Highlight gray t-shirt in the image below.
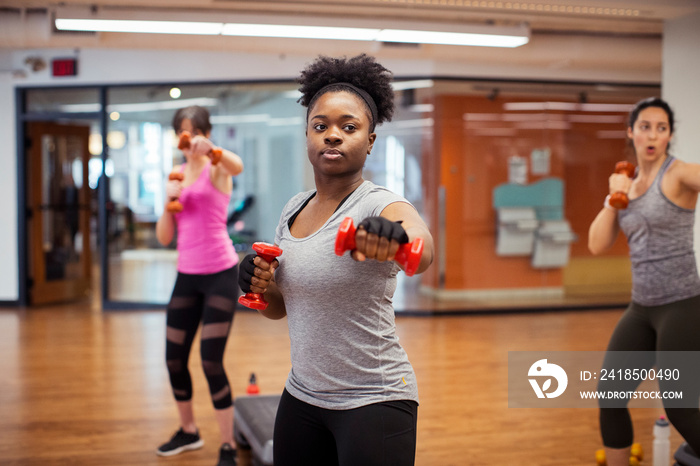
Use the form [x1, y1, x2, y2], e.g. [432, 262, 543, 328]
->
[274, 180, 419, 410]
[618, 155, 700, 306]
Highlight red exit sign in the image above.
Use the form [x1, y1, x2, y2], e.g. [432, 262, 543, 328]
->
[52, 58, 78, 77]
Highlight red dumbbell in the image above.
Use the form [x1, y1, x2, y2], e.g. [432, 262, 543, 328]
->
[608, 161, 636, 209]
[166, 172, 185, 213]
[335, 217, 424, 276]
[178, 131, 222, 165]
[238, 242, 283, 310]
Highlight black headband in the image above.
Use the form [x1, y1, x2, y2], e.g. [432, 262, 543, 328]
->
[307, 82, 379, 131]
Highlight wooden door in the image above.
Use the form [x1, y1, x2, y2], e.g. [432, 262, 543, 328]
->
[26, 122, 92, 305]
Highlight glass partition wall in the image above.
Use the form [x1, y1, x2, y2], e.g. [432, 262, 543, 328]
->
[418, 80, 661, 311]
[104, 82, 433, 305]
[104, 83, 308, 303]
[20, 78, 659, 309]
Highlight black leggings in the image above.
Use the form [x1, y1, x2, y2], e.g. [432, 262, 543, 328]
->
[165, 266, 238, 410]
[598, 295, 700, 451]
[273, 389, 418, 466]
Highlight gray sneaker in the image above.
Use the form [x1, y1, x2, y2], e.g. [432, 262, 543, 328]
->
[156, 428, 204, 456]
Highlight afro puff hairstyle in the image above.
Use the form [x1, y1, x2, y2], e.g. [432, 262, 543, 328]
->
[297, 54, 395, 130]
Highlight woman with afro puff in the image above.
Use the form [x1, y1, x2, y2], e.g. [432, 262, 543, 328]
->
[238, 54, 434, 465]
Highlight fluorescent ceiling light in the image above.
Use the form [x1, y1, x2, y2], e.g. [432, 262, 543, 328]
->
[282, 90, 303, 99]
[267, 117, 305, 126]
[463, 113, 501, 121]
[210, 114, 270, 124]
[57, 97, 217, 114]
[221, 24, 378, 41]
[385, 118, 434, 129]
[378, 29, 528, 47]
[515, 120, 571, 130]
[568, 114, 625, 123]
[210, 115, 305, 126]
[391, 80, 434, 91]
[54, 8, 529, 48]
[503, 102, 634, 112]
[502, 113, 553, 121]
[504, 102, 579, 111]
[465, 112, 626, 124]
[580, 103, 634, 112]
[55, 19, 223, 35]
[222, 25, 527, 47]
[408, 104, 434, 113]
[108, 98, 218, 113]
[58, 103, 101, 113]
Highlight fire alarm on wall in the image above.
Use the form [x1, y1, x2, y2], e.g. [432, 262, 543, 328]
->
[52, 58, 78, 77]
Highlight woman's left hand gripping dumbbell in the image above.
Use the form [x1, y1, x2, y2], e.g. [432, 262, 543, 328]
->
[336, 216, 424, 276]
[178, 131, 223, 164]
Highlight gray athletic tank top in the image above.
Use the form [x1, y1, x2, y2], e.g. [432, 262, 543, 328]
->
[618, 156, 700, 306]
[274, 181, 419, 410]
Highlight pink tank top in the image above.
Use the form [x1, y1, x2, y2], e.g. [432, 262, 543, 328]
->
[174, 163, 238, 274]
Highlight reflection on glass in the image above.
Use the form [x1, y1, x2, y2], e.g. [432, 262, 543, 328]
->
[423, 81, 660, 306]
[25, 78, 660, 308]
[27, 88, 100, 114]
[105, 83, 307, 303]
[40, 134, 84, 281]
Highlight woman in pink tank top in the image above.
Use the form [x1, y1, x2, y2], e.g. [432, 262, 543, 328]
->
[155, 106, 243, 466]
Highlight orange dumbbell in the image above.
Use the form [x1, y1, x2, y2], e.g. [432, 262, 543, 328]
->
[166, 172, 184, 213]
[608, 161, 636, 209]
[594, 443, 643, 465]
[177, 131, 191, 151]
[177, 131, 222, 165]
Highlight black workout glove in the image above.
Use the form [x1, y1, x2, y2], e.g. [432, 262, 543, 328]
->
[238, 254, 257, 293]
[357, 217, 409, 244]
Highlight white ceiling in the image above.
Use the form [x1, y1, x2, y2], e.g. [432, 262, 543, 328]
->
[1, 0, 697, 83]
[2, 0, 700, 36]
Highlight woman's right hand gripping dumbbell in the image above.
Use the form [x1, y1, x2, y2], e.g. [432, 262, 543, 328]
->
[165, 172, 184, 213]
[238, 251, 282, 316]
[607, 161, 635, 209]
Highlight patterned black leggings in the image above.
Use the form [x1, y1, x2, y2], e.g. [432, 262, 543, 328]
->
[599, 294, 700, 452]
[165, 266, 238, 410]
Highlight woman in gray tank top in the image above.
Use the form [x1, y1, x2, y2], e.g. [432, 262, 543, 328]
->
[589, 97, 700, 465]
[238, 54, 434, 466]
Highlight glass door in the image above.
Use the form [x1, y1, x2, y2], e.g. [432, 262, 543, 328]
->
[26, 122, 92, 305]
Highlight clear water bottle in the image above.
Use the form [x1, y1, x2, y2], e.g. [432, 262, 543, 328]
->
[653, 415, 670, 466]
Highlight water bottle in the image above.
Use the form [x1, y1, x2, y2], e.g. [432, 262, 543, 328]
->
[246, 372, 260, 395]
[653, 415, 671, 466]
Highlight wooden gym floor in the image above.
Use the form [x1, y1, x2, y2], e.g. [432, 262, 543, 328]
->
[0, 302, 685, 465]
